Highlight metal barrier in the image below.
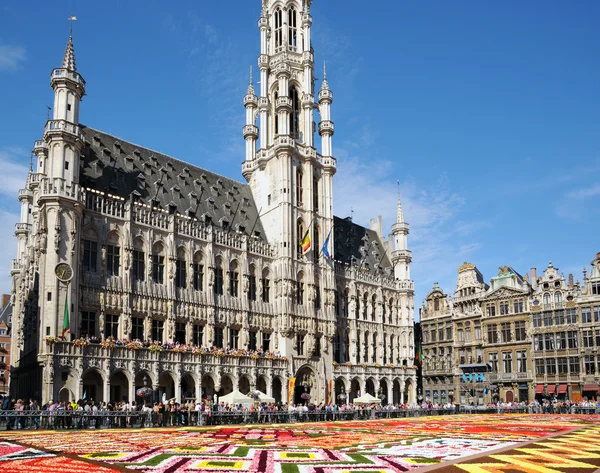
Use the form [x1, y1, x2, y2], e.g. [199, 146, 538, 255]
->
[0, 406, 598, 430]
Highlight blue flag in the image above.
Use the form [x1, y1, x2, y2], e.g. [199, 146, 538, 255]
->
[321, 229, 332, 259]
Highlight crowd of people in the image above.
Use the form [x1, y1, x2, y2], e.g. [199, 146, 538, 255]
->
[2, 394, 600, 430]
[49, 335, 286, 360]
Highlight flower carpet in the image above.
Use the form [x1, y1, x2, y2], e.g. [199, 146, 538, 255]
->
[1, 414, 599, 472]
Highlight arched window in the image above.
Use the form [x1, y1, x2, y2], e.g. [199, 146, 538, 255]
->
[389, 298, 394, 324]
[105, 232, 120, 277]
[554, 292, 562, 304]
[434, 298, 440, 311]
[371, 294, 376, 321]
[261, 268, 271, 302]
[193, 251, 204, 291]
[372, 333, 377, 363]
[313, 172, 319, 212]
[132, 237, 145, 282]
[214, 257, 224, 295]
[296, 166, 303, 206]
[344, 288, 349, 318]
[248, 264, 257, 301]
[313, 225, 319, 262]
[274, 91, 279, 135]
[362, 293, 368, 320]
[175, 247, 187, 289]
[151, 242, 165, 284]
[229, 260, 239, 297]
[83, 228, 99, 273]
[297, 272, 305, 305]
[543, 293, 551, 306]
[290, 87, 300, 139]
[288, 7, 297, 51]
[274, 8, 283, 51]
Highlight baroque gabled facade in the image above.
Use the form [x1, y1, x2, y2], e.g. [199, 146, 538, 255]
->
[421, 254, 600, 405]
[10, 0, 416, 405]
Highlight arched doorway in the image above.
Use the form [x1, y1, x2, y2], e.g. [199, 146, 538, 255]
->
[82, 369, 104, 403]
[350, 378, 361, 402]
[257, 376, 267, 394]
[239, 376, 251, 395]
[393, 379, 401, 405]
[218, 375, 233, 396]
[506, 390, 514, 403]
[379, 379, 389, 405]
[201, 374, 215, 401]
[109, 371, 129, 402]
[272, 378, 282, 403]
[181, 373, 197, 402]
[365, 378, 375, 396]
[335, 377, 348, 404]
[159, 371, 175, 402]
[294, 365, 317, 405]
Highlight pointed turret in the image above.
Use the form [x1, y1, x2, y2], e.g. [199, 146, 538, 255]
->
[391, 194, 411, 280]
[396, 197, 404, 224]
[318, 61, 334, 158]
[242, 66, 259, 164]
[62, 36, 77, 72]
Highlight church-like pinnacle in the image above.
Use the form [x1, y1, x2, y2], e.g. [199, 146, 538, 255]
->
[396, 181, 405, 224]
[62, 35, 77, 72]
[321, 61, 329, 90]
[247, 66, 255, 95]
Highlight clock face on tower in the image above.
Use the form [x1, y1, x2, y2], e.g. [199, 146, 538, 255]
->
[55, 263, 73, 282]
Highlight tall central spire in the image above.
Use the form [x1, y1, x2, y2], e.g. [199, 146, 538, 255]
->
[62, 36, 77, 72]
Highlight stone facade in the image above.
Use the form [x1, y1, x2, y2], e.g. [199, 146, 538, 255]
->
[421, 254, 600, 404]
[0, 295, 11, 396]
[10, 0, 416, 405]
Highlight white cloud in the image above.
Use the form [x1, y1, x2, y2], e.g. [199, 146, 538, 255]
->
[566, 184, 600, 200]
[0, 147, 29, 196]
[0, 44, 26, 72]
[333, 144, 484, 308]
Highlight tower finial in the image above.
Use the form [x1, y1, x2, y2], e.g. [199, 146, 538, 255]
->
[247, 65, 255, 95]
[323, 61, 327, 80]
[396, 182, 404, 224]
[68, 14, 77, 36]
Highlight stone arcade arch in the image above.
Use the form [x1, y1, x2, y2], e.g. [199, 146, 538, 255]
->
[81, 369, 104, 403]
[201, 374, 215, 400]
[181, 373, 197, 402]
[257, 376, 267, 394]
[365, 378, 376, 396]
[350, 377, 361, 402]
[159, 371, 175, 401]
[393, 379, 402, 405]
[58, 387, 73, 402]
[294, 365, 318, 405]
[134, 371, 155, 404]
[335, 377, 348, 404]
[109, 371, 129, 402]
[379, 378, 389, 405]
[219, 375, 234, 396]
[239, 375, 251, 395]
[272, 377, 282, 403]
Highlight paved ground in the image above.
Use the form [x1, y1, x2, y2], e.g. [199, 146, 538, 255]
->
[1, 414, 598, 472]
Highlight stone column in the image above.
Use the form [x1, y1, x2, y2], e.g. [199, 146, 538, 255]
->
[102, 376, 110, 404]
[128, 376, 135, 403]
[400, 379, 405, 405]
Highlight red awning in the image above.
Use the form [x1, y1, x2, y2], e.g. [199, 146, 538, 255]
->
[535, 384, 545, 394]
[547, 385, 556, 394]
[558, 384, 568, 394]
[583, 384, 600, 392]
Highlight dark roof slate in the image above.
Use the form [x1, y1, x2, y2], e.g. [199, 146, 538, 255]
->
[333, 216, 392, 271]
[79, 126, 265, 240]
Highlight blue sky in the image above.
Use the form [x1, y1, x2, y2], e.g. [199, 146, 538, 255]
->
[0, 0, 598, 312]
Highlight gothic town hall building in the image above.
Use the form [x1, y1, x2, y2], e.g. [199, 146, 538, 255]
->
[10, 0, 416, 406]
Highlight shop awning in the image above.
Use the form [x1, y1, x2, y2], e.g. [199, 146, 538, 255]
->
[546, 384, 556, 394]
[535, 384, 545, 394]
[557, 384, 568, 394]
[583, 384, 599, 392]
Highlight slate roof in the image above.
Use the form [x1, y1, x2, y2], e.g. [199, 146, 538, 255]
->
[333, 216, 392, 271]
[79, 126, 266, 240]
